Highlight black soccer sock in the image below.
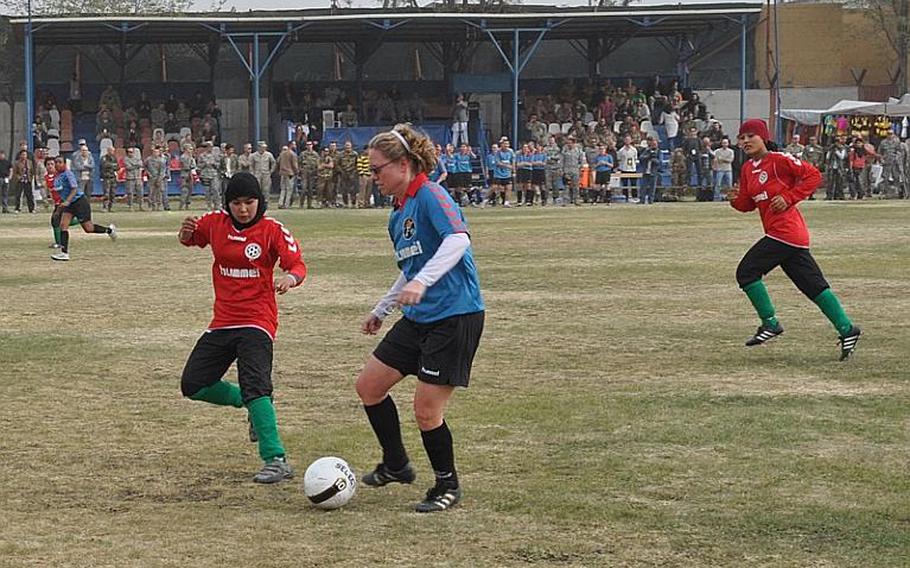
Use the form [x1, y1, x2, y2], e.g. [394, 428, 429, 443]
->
[60, 230, 69, 253]
[92, 224, 109, 234]
[364, 396, 408, 470]
[421, 421, 458, 488]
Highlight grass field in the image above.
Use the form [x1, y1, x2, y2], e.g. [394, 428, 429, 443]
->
[0, 199, 908, 567]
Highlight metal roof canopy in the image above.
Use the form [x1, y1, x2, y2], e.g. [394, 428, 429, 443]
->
[10, 3, 761, 151]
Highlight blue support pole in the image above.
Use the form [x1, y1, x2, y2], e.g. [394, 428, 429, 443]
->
[25, 1, 34, 152]
[512, 29, 519, 146]
[252, 34, 260, 143]
[740, 14, 747, 126]
[773, 0, 783, 143]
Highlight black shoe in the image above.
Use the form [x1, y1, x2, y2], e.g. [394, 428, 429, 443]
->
[362, 462, 416, 487]
[745, 323, 784, 346]
[248, 414, 258, 443]
[415, 481, 461, 513]
[838, 325, 862, 361]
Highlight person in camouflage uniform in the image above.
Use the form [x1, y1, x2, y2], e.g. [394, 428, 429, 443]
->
[250, 141, 276, 202]
[297, 140, 319, 209]
[824, 135, 849, 200]
[670, 148, 688, 200]
[219, 143, 239, 204]
[100, 145, 119, 212]
[145, 146, 168, 211]
[877, 131, 904, 198]
[327, 141, 340, 205]
[124, 147, 144, 210]
[316, 147, 335, 208]
[238, 143, 253, 173]
[336, 141, 359, 208]
[783, 134, 805, 159]
[803, 136, 824, 170]
[179, 143, 197, 210]
[543, 135, 562, 206]
[72, 142, 95, 201]
[197, 141, 221, 211]
[560, 135, 585, 206]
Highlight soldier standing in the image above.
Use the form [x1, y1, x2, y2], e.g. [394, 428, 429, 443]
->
[71, 142, 95, 201]
[145, 146, 168, 211]
[560, 135, 585, 206]
[220, 143, 239, 204]
[337, 141, 359, 208]
[783, 134, 805, 159]
[824, 135, 849, 200]
[124, 146, 144, 210]
[297, 141, 319, 209]
[877, 131, 904, 199]
[250, 141, 276, 203]
[238, 143, 253, 173]
[198, 141, 221, 211]
[327, 141, 340, 206]
[670, 148, 688, 200]
[179, 143, 197, 210]
[316, 147, 335, 208]
[100, 146, 119, 211]
[543, 135, 563, 207]
[277, 144, 299, 209]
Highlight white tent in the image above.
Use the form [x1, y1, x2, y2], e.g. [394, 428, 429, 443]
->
[780, 98, 910, 125]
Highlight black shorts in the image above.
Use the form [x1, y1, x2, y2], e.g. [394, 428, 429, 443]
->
[447, 172, 463, 189]
[64, 195, 92, 223]
[373, 311, 484, 388]
[181, 327, 274, 403]
[532, 170, 546, 185]
[736, 236, 830, 299]
[493, 176, 512, 187]
[516, 169, 532, 183]
[595, 171, 612, 185]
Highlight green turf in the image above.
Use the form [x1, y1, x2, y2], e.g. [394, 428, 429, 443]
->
[0, 200, 907, 567]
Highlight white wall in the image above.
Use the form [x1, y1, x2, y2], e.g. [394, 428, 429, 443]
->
[699, 86, 859, 133]
[0, 102, 27, 155]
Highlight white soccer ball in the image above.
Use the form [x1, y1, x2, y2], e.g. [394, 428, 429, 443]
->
[303, 456, 357, 510]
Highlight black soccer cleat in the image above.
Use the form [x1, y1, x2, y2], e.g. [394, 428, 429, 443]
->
[415, 481, 461, 513]
[838, 325, 862, 361]
[745, 323, 784, 346]
[362, 462, 416, 487]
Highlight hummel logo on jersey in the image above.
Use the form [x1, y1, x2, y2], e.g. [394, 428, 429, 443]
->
[753, 191, 769, 202]
[219, 265, 261, 279]
[420, 367, 441, 377]
[395, 241, 424, 261]
[227, 234, 247, 242]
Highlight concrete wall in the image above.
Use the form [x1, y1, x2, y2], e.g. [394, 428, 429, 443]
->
[700, 86, 859, 133]
[0, 102, 26, 156]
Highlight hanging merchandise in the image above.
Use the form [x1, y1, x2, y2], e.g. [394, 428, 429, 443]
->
[873, 115, 893, 139]
[849, 115, 872, 140]
[835, 115, 850, 135]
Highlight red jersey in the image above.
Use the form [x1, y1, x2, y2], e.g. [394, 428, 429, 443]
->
[731, 151, 822, 248]
[182, 211, 307, 339]
[47, 173, 61, 204]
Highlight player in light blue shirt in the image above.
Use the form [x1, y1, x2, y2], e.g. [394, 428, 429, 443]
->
[355, 124, 485, 514]
[491, 140, 514, 207]
[49, 155, 117, 261]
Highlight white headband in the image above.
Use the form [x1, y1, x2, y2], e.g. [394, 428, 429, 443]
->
[389, 129, 411, 153]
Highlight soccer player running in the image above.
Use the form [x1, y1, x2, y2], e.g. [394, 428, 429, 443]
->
[731, 119, 861, 360]
[49, 156, 117, 261]
[178, 172, 307, 483]
[357, 124, 485, 513]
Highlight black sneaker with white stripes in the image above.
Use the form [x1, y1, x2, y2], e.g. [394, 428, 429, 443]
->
[415, 481, 461, 513]
[745, 323, 784, 346]
[838, 325, 862, 361]
[361, 462, 416, 487]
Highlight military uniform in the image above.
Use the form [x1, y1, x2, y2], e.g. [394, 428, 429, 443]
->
[198, 149, 221, 211]
[145, 153, 168, 211]
[670, 149, 688, 199]
[179, 149, 197, 210]
[297, 148, 319, 208]
[824, 142, 849, 200]
[250, 148, 276, 202]
[237, 151, 253, 173]
[803, 143, 824, 170]
[316, 152, 335, 207]
[123, 151, 144, 210]
[72, 150, 95, 200]
[543, 141, 563, 206]
[877, 135, 905, 198]
[336, 149, 359, 207]
[100, 152, 119, 211]
[560, 144, 585, 206]
[783, 142, 805, 159]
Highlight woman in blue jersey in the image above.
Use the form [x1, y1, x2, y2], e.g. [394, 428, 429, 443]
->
[356, 123, 485, 513]
[49, 155, 117, 261]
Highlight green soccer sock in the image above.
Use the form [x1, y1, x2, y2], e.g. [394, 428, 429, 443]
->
[53, 226, 61, 245]
[742, 280, 780, 328]
[813, 288, 854, 336]
[189, 380, 244, 408]
[246, 396, 286, 462]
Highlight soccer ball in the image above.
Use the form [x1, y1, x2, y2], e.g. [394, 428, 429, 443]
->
[303, 456, 357, 510]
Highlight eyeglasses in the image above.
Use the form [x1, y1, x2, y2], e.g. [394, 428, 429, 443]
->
[370, 160, 396, 175]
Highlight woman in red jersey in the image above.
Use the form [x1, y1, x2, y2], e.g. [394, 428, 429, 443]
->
[730, 119, 861, 361]
[178, 172, 307, 483]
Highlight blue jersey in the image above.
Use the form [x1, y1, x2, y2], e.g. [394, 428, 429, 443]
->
[594, 153, 614, 173]
[429, 159, 447, 183]
[444, 153, 457, 173]
[454, 152, 473, 174]
[55, 169, 82, 202]
[493, 150, 514, 179]
[532, 151, 547, 170]
[389, 174, 484, 323]
[516, 153, 533, 171]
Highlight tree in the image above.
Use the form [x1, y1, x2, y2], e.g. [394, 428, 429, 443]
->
[0, 0, 228, 15]
[860, 0, 910, 94]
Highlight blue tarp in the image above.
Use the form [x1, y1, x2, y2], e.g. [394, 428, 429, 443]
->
[322, 123, 452, 149]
